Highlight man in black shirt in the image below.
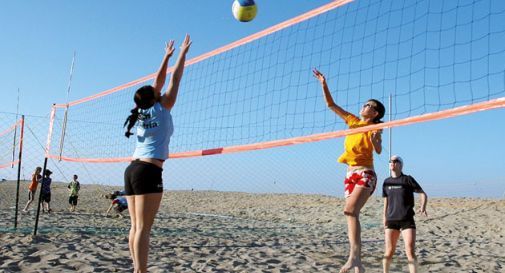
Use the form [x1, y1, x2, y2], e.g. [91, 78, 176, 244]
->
[382, 155, 428, 273]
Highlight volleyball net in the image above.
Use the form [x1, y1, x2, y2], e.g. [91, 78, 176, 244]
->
[47, 0, 505, 167]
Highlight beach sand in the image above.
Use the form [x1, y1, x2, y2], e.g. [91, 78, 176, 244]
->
[0, 181, 504, 272]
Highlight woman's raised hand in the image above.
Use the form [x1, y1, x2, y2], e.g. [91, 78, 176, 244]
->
[165, 40, 175, 57]
[180, 34, 192, 54]
[312, 68, 326, 84]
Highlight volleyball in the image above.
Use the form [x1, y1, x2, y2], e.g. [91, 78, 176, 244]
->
[232, 0, 257, 22]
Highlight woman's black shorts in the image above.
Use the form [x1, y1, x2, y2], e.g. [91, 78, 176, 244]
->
[385, 219, 416, 230]
[124, 160, 163, 195]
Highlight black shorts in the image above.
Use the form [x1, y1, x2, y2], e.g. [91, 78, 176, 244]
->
[41, 192, 51, 203]
[386, 219, 416, 230]
[28, 190, 36, 201]
[124, 160, 163, 195]
[69, 196, 79, 205]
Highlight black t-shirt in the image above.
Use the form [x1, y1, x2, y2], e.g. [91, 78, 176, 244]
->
[382, 174, 423, 221]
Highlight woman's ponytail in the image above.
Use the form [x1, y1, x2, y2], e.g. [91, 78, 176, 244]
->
[124, 85, 156, 138]
[123, 107, 139, 138]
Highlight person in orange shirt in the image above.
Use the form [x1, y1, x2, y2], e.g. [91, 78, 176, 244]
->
[22, 166, 42, 212]
[313, 68, 385, 273]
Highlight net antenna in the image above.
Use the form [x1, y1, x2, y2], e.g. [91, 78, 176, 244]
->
[58, 51, 76, 161]
[11, 88, 20, 168]
[388, 92, 393, 176]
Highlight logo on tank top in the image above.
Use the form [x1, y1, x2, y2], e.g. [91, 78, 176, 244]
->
[142, 122, 159, 129]
[138, 112, 151, 120]
[138, 112, 159, 129]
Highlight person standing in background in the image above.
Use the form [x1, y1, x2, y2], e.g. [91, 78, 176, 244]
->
[383, 155, 428, 273]
[68, 174, 81, 212]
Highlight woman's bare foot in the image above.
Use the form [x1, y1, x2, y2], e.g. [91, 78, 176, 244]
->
[339, 260, 365, 273]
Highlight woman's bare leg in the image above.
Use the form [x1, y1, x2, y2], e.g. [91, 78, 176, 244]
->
[339, 187, 372, 273]
[402, 228, 418, 273]
[383, 228, 400, 273]
[23, 192, 34, 212]
[126, 195, 137, 272]
[132, 193, 162, 273]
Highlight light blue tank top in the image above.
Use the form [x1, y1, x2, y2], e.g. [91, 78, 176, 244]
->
[132, 102, 174, 160]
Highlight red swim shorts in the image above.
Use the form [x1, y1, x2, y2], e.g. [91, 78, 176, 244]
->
[344, 168, 377, 198]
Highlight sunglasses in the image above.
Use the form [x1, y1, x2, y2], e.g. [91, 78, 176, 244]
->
[389, 160, 401, 164]
[362, 103, 377, 111]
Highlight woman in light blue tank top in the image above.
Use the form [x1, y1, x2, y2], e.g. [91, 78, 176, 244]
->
[122, 34, 192, 273]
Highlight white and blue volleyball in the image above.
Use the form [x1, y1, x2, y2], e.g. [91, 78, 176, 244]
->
[232, 0, 257, 22]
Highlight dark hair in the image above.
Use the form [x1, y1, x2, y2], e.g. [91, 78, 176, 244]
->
[105, 190, 122, 200]
[123, 85, 156, 138]
[368, 99, 385, 123]
[134, 85, 156, 109]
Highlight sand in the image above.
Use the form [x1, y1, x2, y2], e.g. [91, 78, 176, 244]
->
[0, 181, 504, 272]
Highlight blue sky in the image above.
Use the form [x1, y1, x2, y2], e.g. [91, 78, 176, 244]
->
[1, 0, 504, 197]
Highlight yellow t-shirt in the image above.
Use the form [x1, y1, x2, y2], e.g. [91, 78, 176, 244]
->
[337, 114, 375, 167]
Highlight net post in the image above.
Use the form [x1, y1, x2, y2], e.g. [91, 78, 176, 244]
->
[33, 157, 48, 236]
[34, 103, 56, 236]
[58, 106, 69, 161]
[14, 115, 25, 230]
[45, 105, 56, 158]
